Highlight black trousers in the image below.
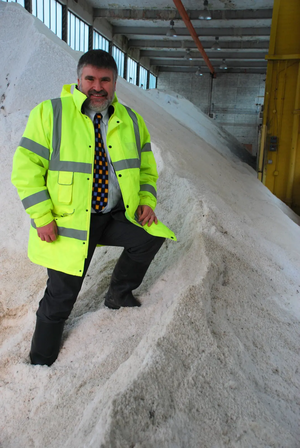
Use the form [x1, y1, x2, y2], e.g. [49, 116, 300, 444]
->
[37, 208, 165, 322]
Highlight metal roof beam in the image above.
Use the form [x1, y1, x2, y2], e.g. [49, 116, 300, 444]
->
[94, 8, 273, 21]
[159, 66, 267, 74]
[141, 50, 268, 59]
[153, 59, 267, 68]
[128, 39, 270, 50]
[114, 26, 271, 37]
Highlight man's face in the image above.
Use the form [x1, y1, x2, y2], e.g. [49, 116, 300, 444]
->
[77, 65, 116, 112]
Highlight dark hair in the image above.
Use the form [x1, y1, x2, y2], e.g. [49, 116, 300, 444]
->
[77, 50, 118, 81]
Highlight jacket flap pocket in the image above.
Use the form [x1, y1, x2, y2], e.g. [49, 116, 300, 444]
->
[58, 171, 74, 185]
[57, 172, 73, 204]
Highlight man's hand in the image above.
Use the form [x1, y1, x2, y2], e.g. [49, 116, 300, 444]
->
[137, 205, 158, 227]
[37, 221, 58, 242]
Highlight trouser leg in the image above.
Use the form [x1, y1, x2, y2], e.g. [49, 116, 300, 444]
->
[31, 257, 94, 366]
[99, 209, 165, 265]
[104, 250, 155, 309]
[30, 319, 65, 366]
[99, 215, 165, 309]
[36, 268, 87, 323]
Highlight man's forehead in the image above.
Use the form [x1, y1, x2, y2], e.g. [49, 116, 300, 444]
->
[81, 65, 114, 78]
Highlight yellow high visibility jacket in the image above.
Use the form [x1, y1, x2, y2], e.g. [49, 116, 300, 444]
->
[11, 84, 176, 276]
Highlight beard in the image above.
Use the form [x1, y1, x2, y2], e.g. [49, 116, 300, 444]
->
[79, 87, 114, 112]
[85, 93, 112, 112]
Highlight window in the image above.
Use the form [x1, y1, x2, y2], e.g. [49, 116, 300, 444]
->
[112, 46, 125, 78]
[149, 73, 157, 89]
[68, 11, 89, 52]
[2, 0, 155, 90]
[139, 66, 147, 89]
[93, 30, 109, 52]
[127, 57, 137, 85]
[31, 0, 62, 38]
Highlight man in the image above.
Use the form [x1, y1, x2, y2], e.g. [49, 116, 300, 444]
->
[12, 50, 176, 367]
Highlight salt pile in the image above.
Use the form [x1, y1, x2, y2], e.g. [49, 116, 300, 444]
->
[0, 3, 299, 447]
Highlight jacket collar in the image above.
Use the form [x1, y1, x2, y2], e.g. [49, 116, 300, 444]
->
[60, 84, 118, 116]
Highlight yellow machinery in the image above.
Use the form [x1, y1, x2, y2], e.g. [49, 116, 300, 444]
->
[258, 0, 300, 215]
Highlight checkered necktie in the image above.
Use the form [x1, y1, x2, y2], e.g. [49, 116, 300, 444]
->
[92, 113, 109, 212]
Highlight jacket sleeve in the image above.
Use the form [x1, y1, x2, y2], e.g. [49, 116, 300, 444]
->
[11, 102, 54, 228]
[137, 115, 158, 210]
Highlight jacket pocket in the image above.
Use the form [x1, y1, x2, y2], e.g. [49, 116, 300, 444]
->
[57, 171, 74, 204]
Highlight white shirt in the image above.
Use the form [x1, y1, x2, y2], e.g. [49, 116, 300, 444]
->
[84, 106, 122, 213]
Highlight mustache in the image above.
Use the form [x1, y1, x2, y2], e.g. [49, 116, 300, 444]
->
[88, 89, 107, 96]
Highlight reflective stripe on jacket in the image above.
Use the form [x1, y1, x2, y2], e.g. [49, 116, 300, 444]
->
[12, 84, 176, 276]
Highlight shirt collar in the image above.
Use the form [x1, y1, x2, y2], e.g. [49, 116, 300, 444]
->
[84, 105, 110, 125]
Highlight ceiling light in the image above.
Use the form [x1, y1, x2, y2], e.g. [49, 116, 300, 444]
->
[211, 37, 221, 50]
[166, 20, 177, 37]
[184, 49, 193, 60]
[195, 67, 203, 76]
[220, 59, 227, 70]
[199, 0, 211, 20]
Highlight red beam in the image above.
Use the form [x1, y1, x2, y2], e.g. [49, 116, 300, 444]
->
[172, 0, 216, 77]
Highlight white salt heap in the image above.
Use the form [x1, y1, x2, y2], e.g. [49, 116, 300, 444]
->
[1, 3, 300, 447]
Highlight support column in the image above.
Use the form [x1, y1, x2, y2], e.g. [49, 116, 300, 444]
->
[136, 62, 140, 86]
[123, 53, 128, 80]
[208, 74, 214, 116]
[24, 0, 32, 14]
[258, 0, 300, 214]
[62, 4, 68, 44]
[88, 25, 93, 50]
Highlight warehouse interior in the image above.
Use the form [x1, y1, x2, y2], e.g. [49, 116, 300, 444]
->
[3, 0, 300, 214]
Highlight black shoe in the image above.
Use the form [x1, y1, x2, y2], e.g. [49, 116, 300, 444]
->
[30, 318, 65, 366]
[104, 290, 141, 310]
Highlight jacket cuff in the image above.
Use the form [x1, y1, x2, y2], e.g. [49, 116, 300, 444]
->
[34, 211, 54, 228]
[139, 195, 156, 210]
